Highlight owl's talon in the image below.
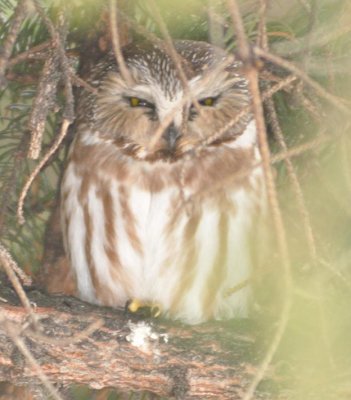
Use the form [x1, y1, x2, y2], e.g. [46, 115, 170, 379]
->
[150, 304, 162, 318]
[126, 299, 162, 318]
[127, 298, 144, 313]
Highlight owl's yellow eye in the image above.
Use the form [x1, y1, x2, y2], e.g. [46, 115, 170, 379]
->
[128, 96, 155, 110]
[199, 97, 216, 106]
[129, 97, 141, 107]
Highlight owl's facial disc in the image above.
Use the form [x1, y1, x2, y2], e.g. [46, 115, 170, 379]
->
[92, 41, 250, 162]
[126, 90, 184, 151]
[123, 87, 222, 156]
[114, 81, 233, 161]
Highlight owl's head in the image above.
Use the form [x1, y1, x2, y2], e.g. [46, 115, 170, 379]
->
[85, 40, 251, 162]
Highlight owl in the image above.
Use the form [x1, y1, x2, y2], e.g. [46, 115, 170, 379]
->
[60, 40, 265, 324]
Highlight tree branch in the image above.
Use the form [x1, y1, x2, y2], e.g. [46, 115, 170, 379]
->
[0, 0, 29, 89]
[0, 277, 269, 399]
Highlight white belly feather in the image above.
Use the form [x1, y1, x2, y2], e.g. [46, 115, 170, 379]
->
[62, 170, 263, 324]
[62, 121, 265, 324]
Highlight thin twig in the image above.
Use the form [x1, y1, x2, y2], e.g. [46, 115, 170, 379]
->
[148, 0, 204, 132]
[254, 46, 350, 114]
[25, 2, 73, 161]
[118, 8, 163, 48]
[147, 54, 238, 151]
[226, 2, 292, 400]
[18, 2, 74, 223]
[198, 74, 297, 150]
[259, 0, 317, 261]
[256, 0, 268, 49]
[207, 2, 225, 48]
[0, 243, 37, 330]
[8, 40, 52, 67]
[0, 135, 29, 236]
[311, 149, 351, 219]
[0, 313, 63, 400]
[17, 119, 71, 225]
[148, 0, 192, 93]
[162, 74, 297, 209]
[0, 0, 29, 88]
[299, 0, 317, 69]
[318, 257, 351, 289]
[271, 132, 331, 164]
[225, 278, 250, 297]
[341, 134, 351, 197]
[0, 243, 32, 287]
[55, 6, 75, 121]
[108, 0, 133, 85]
[174, 128, 335, 218]
[69, 71, 98, 94]
[272, 11, 351, 58]
[266, 100, 317, 260]
[28, 318, 104, 346]
[32, 0, 74, 121]
[27, 51, 60, 159]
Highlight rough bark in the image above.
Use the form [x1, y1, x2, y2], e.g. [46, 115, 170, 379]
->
[0, 276, 269, 399]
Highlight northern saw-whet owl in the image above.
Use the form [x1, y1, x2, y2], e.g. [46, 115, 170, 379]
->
[61, 40, 265, 324]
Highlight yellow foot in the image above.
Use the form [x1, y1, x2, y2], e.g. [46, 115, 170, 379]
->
[126, 299, 162, 318]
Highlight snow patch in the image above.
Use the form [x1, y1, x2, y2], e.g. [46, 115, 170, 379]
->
[126, 321, 169, 354]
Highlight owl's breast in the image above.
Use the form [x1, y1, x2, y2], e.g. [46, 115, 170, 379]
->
[61, 126, 265, 323]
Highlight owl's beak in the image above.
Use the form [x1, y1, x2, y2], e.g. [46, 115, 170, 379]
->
[163, 123, 181, 151]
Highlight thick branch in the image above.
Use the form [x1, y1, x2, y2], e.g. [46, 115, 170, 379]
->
[0, 278, 269, 399]
[0, 0, 28, 88]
